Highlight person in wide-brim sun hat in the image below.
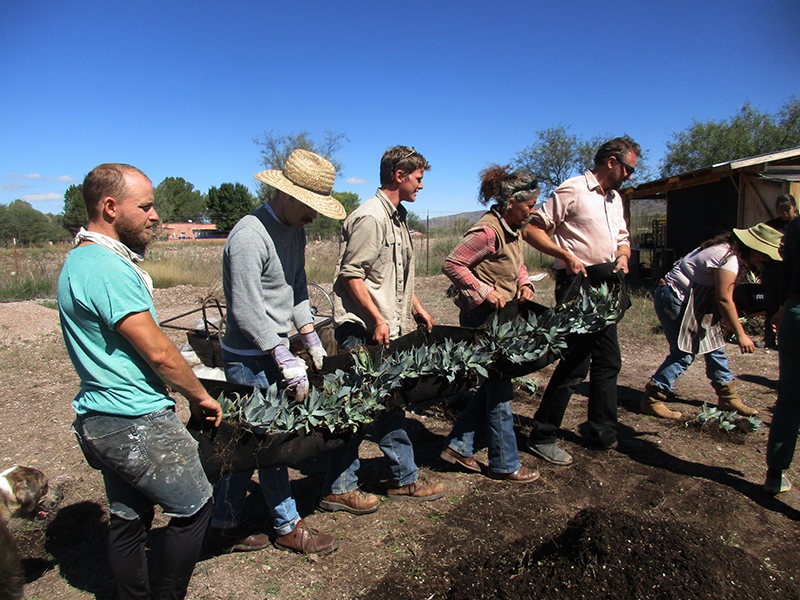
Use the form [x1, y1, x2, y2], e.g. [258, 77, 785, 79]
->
[732, 222, 783, 262]
[640, 222, 780, 422]
[254, 148, 346, 220]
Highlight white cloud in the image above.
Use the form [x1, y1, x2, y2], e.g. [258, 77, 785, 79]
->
[346, 177, 369, 184]
[7, 173, 78, 184]
[0, 183, 30, 191]
[23, 193, 63, 202]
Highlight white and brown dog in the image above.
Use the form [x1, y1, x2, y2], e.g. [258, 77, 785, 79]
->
[0, 466, 62, 600]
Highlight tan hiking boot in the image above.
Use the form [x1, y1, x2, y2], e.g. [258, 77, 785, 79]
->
[387, 476, 445, 502]
[319, 489, 380, 515]
[640, 381, 682, 420]
[713, 381, 758, 416]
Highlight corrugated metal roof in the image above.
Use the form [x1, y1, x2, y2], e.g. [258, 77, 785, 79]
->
[626, 146, 800, 199]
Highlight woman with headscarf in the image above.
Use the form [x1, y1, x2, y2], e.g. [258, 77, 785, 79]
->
[439, 164, 540, 483]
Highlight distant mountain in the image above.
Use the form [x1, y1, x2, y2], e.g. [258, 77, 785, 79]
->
[421, 199, 663, 232]
[424, 210, 485, 230]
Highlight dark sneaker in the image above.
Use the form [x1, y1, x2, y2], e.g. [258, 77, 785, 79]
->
[207, 526, 271, 553]
[589, 437, 643, 453]
[764, 475, 792, 494]
[527, 440, 573, 465]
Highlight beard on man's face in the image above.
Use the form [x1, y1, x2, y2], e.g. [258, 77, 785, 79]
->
[114, 217, 154, 251]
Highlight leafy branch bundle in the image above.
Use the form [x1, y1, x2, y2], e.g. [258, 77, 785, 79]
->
[216, 284, 623, 436]
[692, 402, 762, 433]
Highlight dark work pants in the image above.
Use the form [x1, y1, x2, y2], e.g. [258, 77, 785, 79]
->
[530, 324, 622, 447]
[762, 260, 782, 347]
[108, 499, 213, 600]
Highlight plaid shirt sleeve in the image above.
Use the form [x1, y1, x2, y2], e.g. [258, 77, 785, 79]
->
[442, 226, 497, 310]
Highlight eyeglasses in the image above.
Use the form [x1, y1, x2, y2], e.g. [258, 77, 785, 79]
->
[615, 155, 635, 176]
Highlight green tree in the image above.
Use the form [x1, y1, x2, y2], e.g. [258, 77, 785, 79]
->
[153, 177, 207, 223]
[513, 125, 597, 195]
[407, 211, 423, 232]
[306, 191, 361, 241]
[207, 183, 257, 234]
[514, 126, 653, 195]
[660, 96, 800, 177]
[62, 184, 87, 236]
[0, 200, 67, 246]
[253, 129, 348, 202]
[332, 190, 360, 214]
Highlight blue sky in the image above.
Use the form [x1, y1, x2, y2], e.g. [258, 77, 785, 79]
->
[1, 0, 798, 218]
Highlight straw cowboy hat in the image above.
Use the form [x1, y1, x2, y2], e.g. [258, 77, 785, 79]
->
[733, 222, 783, 262]
[255, 149, 346, 219]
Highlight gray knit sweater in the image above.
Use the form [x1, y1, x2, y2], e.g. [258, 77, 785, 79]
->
[221, 205, 313, 355]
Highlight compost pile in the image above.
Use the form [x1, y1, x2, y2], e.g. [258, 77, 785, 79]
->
[444, 507, 797, 600]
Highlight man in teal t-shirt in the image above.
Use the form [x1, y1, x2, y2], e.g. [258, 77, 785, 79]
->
[58, 163, 221, 600]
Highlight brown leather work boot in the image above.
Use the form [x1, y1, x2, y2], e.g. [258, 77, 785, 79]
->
[319, 489, 380, 515]
[275, 519, 339, 556]
[387, 476, 445, 502]
[207, 526, 271, 553]
[440, 447, 482, 472]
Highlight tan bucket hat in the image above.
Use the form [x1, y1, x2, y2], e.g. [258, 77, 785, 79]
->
[254, 149, 346, 219]
[733, 222, 783, 261]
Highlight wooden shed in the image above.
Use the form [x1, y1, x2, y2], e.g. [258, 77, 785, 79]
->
[624, 146, 800, 278]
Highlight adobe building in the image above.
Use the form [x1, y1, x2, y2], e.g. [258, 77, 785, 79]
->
[160, 222, 220, 240]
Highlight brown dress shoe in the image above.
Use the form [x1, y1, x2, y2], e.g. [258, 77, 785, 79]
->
[207, 526, 271, 553]
[275, 519, 339, 556]
[487, 466, 540, 483]
[387, 477, 445, 502]
[319, 489, 380, 515]
[440, 447, 482, 472]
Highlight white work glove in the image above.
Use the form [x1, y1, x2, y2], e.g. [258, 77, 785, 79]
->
[271, 344, 309, 400]
[301, 330, 327, 371]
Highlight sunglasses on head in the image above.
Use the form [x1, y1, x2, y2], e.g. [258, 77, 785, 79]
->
[399, 147, 417, 161]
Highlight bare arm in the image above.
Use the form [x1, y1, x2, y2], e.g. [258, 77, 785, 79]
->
[116, 311, 222, 426]
[522, 222, 586, 276]
[714, 269, 754, 354]
[340, 276, 391, 347]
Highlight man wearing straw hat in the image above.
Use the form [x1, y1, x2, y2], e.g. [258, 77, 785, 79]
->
[207, 149, 344, 555]
[319, 146, 445, 515]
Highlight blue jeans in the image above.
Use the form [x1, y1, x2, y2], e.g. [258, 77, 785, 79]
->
[323, 325, 419, 494]
[446, 310, 520, 473]
[767, 298, 800, 470]
[650, 284, 733, 393]
[211, 352, 299, 536]
[73, 407, 212, 519]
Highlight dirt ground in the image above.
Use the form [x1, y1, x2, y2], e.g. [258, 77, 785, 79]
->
[2, 273, 799, 600]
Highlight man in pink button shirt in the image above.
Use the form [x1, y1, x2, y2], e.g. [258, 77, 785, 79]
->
[522, 136, 641, 464]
